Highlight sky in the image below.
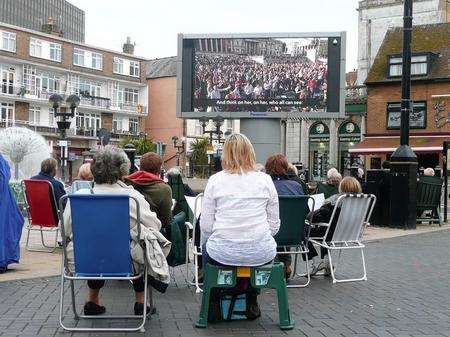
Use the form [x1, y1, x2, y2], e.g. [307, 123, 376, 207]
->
[69, 0, 360, 71]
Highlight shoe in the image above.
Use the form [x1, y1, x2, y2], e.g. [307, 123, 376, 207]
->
[246, 292, 261, 320]
[134, 302, 156, 316]
[284, 265, 292, 280]
[83, 301, 106, 316]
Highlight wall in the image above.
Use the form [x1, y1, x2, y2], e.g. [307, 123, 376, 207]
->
[357, 0, 448, 84]
[366, 81, 450, 135]
[145, 76, 184, 168]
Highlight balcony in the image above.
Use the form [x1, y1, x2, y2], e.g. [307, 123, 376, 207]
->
[111, 129, 141, 140]
[0, 119, 59, 134]
[346, 85, 367, 102]
[79, 91, 111, 109]
[110, 102, 147, 114]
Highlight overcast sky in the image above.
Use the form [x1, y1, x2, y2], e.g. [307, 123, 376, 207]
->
[69, 0, 360, 71]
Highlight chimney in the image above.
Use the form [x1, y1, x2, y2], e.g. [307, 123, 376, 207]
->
[41, 17, 62, 37]
[123, 37, 135, 55]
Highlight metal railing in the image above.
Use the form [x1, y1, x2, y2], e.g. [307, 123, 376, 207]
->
[0, 119, 59, 134]
[346, 85, 367, 100]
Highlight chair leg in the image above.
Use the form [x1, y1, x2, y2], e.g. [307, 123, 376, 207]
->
[194, 250, 203, 293]
[271, 265, 294, 330]
[69, 280, 79, 320]
[328, 248, 367, 284]
[25, 225, 32, 251]
[288, 252, 310, 288]
[26, 226, 58, 253]
[195, 265, 212, 328]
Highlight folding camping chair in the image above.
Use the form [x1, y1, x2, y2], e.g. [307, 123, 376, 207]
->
[185, 193, 204, 293]
[309, 194, 376, 284]
[58, 194, 150, 332]
[22, 179, 60, 252]
[275, 195, 314, 288]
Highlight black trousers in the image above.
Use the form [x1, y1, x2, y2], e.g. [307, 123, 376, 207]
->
[87, 276, 145, 292]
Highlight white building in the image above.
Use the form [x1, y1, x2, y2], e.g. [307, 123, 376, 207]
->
[357, 0, 450, 84]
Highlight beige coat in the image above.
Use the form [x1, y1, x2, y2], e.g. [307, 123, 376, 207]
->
[63, 181, 171, 282]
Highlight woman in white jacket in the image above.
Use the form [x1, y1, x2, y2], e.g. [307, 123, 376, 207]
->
[63, 146, 163, 316]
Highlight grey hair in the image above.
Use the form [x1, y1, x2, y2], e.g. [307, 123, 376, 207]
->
[327, 168, 342, 181]
[423, 167, 435, 177]
[91, 146, 130, 184]
[254, 163, 266, 172]
[167, 167, 182, 176]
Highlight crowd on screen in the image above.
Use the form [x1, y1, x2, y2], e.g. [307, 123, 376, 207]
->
[194, 53, 328, 112]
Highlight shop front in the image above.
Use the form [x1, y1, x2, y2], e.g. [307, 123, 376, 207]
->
[309, 122, 330, 181]
[338, 121, 362, 175]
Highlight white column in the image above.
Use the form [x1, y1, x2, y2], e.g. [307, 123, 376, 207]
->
[329, 119, 338, 168]
[360, 115, 366, 140]
[300, 119, 309, 168]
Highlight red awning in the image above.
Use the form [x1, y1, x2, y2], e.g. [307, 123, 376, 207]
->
[349, 136, 449, 155]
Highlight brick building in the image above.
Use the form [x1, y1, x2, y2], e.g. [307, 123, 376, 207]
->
[351, 23, 450, 169]
[0, 22, 148, 180]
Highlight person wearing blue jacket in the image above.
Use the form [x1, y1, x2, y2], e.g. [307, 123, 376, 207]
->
[31, 158, 66, 208]
[0, 154, 24, 273]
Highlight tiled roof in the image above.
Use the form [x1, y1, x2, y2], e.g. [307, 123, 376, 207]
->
[366, 23, 450, 84]
[146, 56, 177, 79]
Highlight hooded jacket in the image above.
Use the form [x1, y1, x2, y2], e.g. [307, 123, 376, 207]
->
[124, 171, 173, 229]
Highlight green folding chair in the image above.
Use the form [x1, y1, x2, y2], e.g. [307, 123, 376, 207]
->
[196, 262, 294, 330]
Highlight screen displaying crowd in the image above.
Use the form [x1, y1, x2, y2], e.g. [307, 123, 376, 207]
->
[193, 37, 328, 113]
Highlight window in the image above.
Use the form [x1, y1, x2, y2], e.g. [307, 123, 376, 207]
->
[49, 108, 55, 127]
[113, 57, 124, 74]
[129, 117, 139, 134]
[28, 106, 41, 125]
[1, 102, 14, 126]
[1, 31, 16, 52]
[73, 48, 85, 66]
[124, 88, 139, 106]
[91, 52, 102, 70]
[77, 78, 101, 97]
[129, 61, 139, 77]
[1, 68, 14, 94]
[40, 73, 60, 93]
[386, 101, 427, 129]
[49, 43, 61, 62]
[388, 54, 429, 77]
[113, 115, 123, 132]
[76, 112, 101, 130]
[29, 38, 42, 58]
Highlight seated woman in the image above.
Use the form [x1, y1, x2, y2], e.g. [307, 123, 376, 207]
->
[265, 154, 304, 279]
[200, 133, 280, 316]
[70, 163, 93, 193]
[307, 176, 362, 276]
[63, 146, 163, 316]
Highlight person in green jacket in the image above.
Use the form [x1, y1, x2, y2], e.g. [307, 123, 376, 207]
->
[124, 152, 173, 230]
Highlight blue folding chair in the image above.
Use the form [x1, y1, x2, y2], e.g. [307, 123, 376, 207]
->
[58, 194, 149, 332]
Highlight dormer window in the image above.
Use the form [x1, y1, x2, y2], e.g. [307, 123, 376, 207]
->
[388, 53, 429, 77]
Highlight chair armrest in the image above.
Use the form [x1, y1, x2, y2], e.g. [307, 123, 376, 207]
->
[311, 222, 330, 227]
[185, 221, 194, 230]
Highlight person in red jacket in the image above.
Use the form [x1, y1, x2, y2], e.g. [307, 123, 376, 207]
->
[124, 153, 172, 230]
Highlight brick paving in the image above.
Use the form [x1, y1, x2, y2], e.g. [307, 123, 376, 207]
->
[1, 230, 450, 337]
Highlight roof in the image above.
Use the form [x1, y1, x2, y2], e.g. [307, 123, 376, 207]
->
[0, 22, 148, 61]
[365, 22, 450, 84]
[146, 57, 177, 79]
[349, 135, 449, 154]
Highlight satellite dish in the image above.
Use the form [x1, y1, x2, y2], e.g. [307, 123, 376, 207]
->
[98, 128, 110, 146]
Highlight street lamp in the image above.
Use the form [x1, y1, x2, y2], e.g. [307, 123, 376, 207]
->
[49, 93, 79, 183]
[389, 0, 418, 229]
[172, 135, 185, 167]
[213, 116, 224, 144]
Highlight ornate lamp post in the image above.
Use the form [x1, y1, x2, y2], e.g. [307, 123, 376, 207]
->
[171, 135, 185, 167]
[389, 0, 418, 229]
[49, 93, 79, 182]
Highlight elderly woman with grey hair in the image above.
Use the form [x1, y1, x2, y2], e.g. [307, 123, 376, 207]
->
[63, 146, 163, 317]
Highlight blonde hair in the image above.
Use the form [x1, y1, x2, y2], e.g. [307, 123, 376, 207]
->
[221, 133, 256, 174]
[339, 176, 362, 194]
[77, 163, 93, 181]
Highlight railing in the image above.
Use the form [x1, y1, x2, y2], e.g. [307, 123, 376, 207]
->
[0, 119, 59, 134]
[79, 96, 111, 109]
[111, 102, 147, 114]
[346, 85, 367, 100]
[110, 130, 141, 139]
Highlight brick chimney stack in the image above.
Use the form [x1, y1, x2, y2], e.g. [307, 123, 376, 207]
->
[123, 37, 135, 55]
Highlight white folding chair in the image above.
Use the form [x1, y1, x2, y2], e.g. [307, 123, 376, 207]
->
[184, 193, 204, 293]
[309, 194, 376, 284]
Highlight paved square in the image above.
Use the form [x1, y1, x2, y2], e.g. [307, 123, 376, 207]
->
[1, 230, 450, 337]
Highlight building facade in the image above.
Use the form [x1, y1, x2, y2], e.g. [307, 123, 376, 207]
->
[0, 0, 85, 42]
[0, 23, 148, 180]
[352, 23, 450, 169]
[357, 0, 450, 84]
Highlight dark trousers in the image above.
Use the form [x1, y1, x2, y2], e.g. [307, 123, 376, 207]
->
[87, 276, 145, 292]
[306, 222, 337, 260]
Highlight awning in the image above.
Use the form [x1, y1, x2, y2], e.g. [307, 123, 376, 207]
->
[349, 136, 450, 154]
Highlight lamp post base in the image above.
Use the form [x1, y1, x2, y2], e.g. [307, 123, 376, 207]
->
[389, 145, 418, 229]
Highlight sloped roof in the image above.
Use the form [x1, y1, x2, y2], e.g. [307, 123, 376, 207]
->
[366, 23, 450, 84]
[146, 57, 177, 79]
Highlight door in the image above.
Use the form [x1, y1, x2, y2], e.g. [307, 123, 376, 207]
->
[1, 103, 14, 126]
[1, 69, 14, 94]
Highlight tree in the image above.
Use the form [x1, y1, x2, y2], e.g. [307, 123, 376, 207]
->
[119, 137, 156, 156]
[189, 138, 209, 178]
